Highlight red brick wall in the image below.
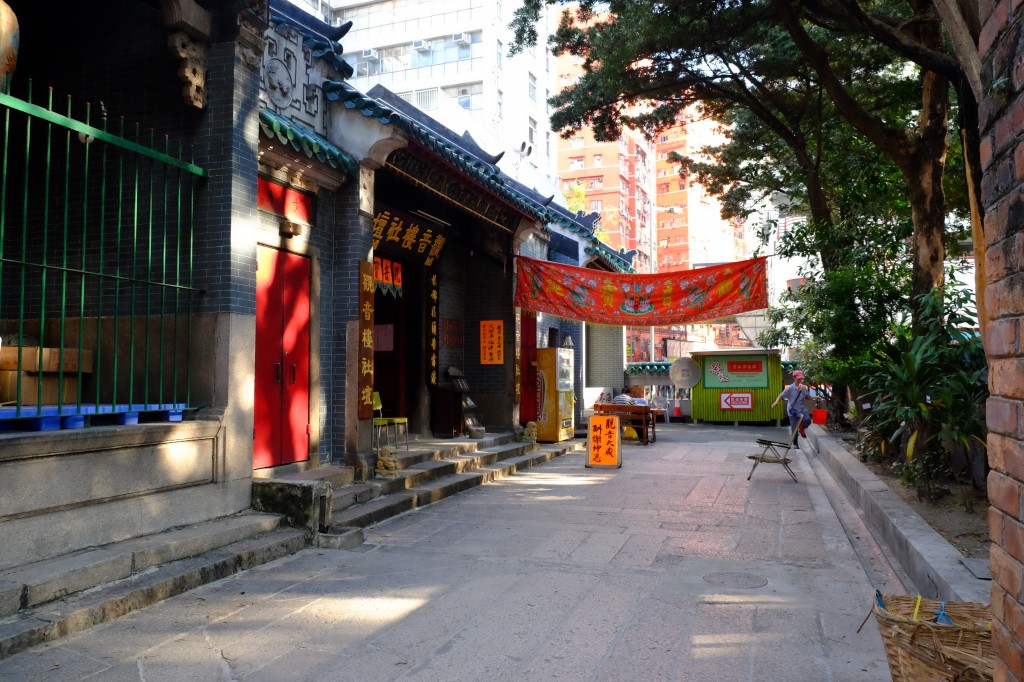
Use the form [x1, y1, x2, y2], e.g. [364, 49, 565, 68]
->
[980, 0, 1024, 678]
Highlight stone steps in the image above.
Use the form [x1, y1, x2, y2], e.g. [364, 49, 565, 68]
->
[0, 433, 584, 661]
[0, 512, 304, 660]
[328, 437, 583, 530]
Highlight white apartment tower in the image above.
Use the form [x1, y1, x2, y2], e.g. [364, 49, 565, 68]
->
[304, 0, 559, 193]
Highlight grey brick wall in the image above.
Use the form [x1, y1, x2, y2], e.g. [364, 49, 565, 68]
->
[518, 231, 587, 421]
[307, 196, 334, 463]
[192, 42, 261, 316]
[438, 243, 467, 377]
[519, 234, 547, 260]
[464, 253, 514, 398]
[319, 183, 364, 463]
[586, 324, 625, 389]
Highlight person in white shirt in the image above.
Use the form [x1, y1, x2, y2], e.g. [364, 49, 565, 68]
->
[612, 390, 635, 405]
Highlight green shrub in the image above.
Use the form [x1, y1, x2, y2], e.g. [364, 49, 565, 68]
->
[855, 283, 987, 494]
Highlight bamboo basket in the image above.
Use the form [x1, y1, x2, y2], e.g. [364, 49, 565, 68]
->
[873, 593, 993, 682]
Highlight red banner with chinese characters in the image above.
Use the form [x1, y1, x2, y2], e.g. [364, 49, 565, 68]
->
[514, 256, 768, 325]
[373, 256, 403, 297]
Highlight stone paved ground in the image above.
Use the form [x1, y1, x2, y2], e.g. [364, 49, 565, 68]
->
[0, 424, 893, 681]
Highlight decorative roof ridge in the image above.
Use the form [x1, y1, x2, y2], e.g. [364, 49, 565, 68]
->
[625, 361, 672, 375]
[322, 81, 555, 220]
[269, 0, 350, 41]
[368, 86, 506, 167]
[461, 130, 506, 166]
[368, 87, 504, 175]
[320, 82, 618, 251]
[258, 108, 359, 176]
[268, 0, 354, 79]
[583, 245, 636, 273]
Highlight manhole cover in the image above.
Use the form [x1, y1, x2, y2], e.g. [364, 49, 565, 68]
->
[702, 572, 768, 588]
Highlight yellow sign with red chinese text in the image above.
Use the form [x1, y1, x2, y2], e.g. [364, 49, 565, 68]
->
[587, 415, 622, 468]
[480, 320, 504, 365]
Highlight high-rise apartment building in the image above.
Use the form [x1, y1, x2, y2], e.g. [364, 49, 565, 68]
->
[653, 114, 753, 353]
[553, 94, 754, 358]
[313, 0, 559, 194]
[654, 113, 748, 274]
[554, 53, 657, 274]
[557, 128, 657, 273]
[654, 122, 691, 272]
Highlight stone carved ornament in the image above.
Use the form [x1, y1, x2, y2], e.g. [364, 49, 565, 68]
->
[168, 31, 207, 109]
[159, 0, 270, 109]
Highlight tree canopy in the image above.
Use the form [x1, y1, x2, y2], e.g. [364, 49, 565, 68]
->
[510, 0, 976, 327]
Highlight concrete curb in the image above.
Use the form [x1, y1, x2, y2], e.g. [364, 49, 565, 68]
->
[805, 425, 990, 604]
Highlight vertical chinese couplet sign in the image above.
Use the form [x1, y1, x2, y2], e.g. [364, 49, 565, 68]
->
[587, 415, 622, 468]
[428, 273, 439, 385]
[358, 261, 374, 419]
[480, 320, 504, 365]
[514, 309, 522, 404]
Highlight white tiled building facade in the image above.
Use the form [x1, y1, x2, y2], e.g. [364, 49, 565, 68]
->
[297, 0, 559, 195]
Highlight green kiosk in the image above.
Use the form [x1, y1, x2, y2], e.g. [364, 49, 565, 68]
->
[690, 349, 784, 424]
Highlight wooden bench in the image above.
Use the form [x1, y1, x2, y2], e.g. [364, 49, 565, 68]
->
[593, 403, 656, 445]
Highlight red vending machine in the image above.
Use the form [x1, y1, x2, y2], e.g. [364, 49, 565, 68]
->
[536, 347, 574, 442]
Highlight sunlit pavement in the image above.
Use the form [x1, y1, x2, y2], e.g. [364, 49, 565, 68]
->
[0, 423, 894, 681]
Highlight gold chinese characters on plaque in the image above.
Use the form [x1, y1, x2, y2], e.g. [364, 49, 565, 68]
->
[480, 320, 504, 365]
[371, 209, 447, 266]
[587, 415, 622, 468]
[358, 260, 374, 418]
[427, 273, 439, 385]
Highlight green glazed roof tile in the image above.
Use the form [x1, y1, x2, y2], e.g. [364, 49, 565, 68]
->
[259, 109, 359, 177]
[626, 362, 673, 375]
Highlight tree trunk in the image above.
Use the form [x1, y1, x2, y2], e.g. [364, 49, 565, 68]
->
[905, 69, 950, 329]
[829, 382, 849, 423]
[775, 0, 951, 329]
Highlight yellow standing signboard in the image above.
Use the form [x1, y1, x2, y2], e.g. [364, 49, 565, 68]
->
[587, 415, 622, 468]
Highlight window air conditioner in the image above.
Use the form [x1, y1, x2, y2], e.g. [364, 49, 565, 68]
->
[452, 32, 469, 46]
[413, 39, 430, 52]
[361, 48, 380, 59]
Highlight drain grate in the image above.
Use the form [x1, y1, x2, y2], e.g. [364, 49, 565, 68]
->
[702, 572, 768, 588]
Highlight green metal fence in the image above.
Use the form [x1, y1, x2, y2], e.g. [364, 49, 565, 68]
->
[0, 85, 206, 426]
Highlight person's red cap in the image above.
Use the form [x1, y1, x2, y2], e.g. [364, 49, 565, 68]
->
[792, 370, 804, 379]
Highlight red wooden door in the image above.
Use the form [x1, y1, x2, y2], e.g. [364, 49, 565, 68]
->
[254, 246, 310, 469]
[281, 251, 311, 464]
